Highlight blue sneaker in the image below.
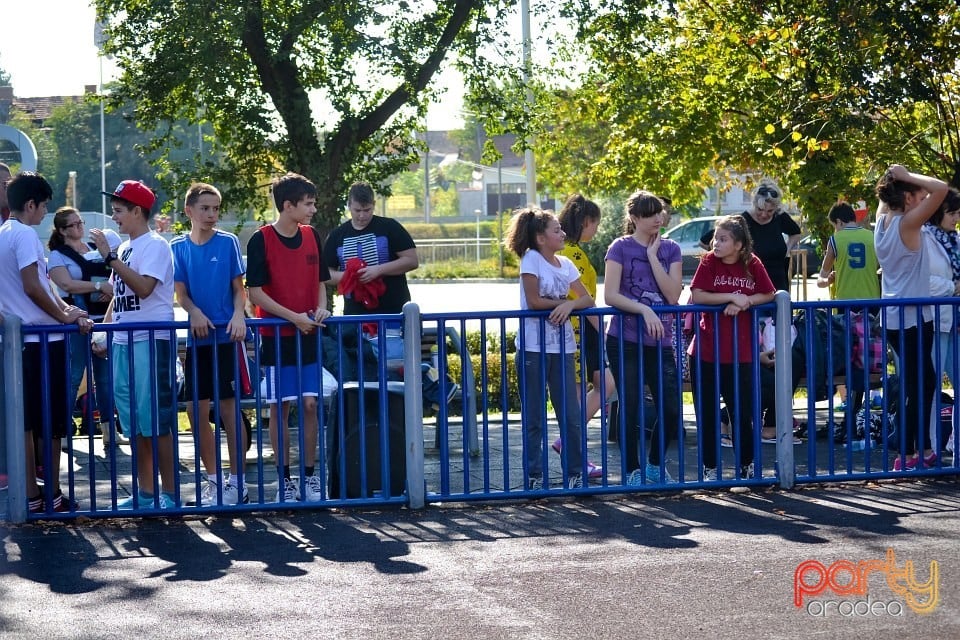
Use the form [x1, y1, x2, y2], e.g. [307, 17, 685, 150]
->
[118, 492, 175, 509]
[117, 492, 148, 510]
[645, 463, 676, 484]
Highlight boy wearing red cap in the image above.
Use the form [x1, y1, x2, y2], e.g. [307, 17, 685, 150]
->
[91, 180, 177, 510]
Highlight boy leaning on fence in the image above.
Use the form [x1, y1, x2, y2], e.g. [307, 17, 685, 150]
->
[91, 180, 178, 510]
[0, 171, 94, 514]
[171, 182, 250, 506]
[246, 172, 331, 503]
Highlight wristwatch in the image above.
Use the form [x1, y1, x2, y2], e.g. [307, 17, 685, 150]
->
[106, 251, 119, 266]
[94, 281, 102, 292]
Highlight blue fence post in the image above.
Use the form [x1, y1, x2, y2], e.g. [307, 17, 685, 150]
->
[402, 302, 426, 508]
[773, 291, 795, 489]
[2, 314, 27, 522]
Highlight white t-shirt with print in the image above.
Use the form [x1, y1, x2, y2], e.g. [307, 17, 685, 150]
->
[0, 219, 64, 342]
[518, 249, 580, 354]
[111, 231, 174, 344]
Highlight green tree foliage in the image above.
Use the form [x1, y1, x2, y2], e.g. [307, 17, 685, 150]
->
[94, 0, 526, 237]
[542, 0, 960, 244]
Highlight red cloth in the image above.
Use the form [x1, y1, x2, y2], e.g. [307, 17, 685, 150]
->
[338, 257, 386, 310]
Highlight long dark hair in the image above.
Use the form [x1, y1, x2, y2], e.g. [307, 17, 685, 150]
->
[557, 194, 600, 243]
[928, 188, 960, 228]
[623, 190, 663, 234]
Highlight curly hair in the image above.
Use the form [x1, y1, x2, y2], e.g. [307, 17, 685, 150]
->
[504, 206, 556, 257]
[875, 169, 921, 211]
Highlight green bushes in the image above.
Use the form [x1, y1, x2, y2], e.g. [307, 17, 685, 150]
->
[446, 329, 520, 413]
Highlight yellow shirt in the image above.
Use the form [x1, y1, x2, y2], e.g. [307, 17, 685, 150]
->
[559, 240, 596, 382]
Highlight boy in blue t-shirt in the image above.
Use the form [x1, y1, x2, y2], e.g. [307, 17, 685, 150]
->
[171, 183, 249, 506]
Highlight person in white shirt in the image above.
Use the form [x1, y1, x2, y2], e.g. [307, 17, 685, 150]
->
[91, 180, 177, 510]
[0, 172, 93, 514]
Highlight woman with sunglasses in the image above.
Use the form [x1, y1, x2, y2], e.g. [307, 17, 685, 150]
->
[700, 179, 801, 292]
[48, 207, 119, 442]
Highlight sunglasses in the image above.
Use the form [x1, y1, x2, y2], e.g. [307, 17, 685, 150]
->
[63, 220, 85, 229]
[757, 187, 779, 199]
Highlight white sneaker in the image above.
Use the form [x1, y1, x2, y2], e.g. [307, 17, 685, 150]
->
[303, 474, 324, 502]
[276, 477, 300, 503]
[221, 481, 249, 505]
[200, 480, 219, 507]
[703, 467, 718, 481]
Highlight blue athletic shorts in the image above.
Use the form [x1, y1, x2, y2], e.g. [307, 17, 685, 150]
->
[113, 340, 175, 438]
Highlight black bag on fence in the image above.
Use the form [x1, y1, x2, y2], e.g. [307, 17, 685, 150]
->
[327, 382, 406, 499]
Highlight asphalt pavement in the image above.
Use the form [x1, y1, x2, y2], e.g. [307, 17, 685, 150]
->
[2, 478, 959, 639]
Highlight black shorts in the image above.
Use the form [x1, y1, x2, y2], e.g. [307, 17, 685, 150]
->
[183, 343, 241, 402]
[578, 319, 605, 380]
[23, 340, 71, 438]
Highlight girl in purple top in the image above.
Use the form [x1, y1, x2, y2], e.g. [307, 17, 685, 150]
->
[604, 191, 683, 485]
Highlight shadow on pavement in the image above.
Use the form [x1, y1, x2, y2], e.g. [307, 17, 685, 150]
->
[2, 479, 958, 594]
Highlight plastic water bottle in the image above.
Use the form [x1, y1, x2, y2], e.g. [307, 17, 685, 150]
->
[849, 438, 871, 451]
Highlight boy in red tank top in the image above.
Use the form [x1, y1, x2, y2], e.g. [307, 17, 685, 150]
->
[246, 173, 331, 503]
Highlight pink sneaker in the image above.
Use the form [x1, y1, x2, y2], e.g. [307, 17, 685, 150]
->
[893, 454, 920, 471]
[923, 451, 938, 467]
[552, 439, 602, 478]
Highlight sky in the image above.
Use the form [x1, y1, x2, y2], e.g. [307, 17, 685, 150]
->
[0, 1, 468, 130]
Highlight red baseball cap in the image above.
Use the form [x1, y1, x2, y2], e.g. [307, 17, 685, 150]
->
[102, 180, 156, 211]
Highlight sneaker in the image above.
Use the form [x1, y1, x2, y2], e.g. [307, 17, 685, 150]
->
[645, 462, 676, 484]
[116, 493, 144, 510]
[0, 473, 8, 491]
[552, 439, 602, 478]
[28, 493, 71, 514]
[923, 451, 938, 468]
[893, 454, 920, 471]
[566, 474, 583, 489]
[200, 480, 219, 507]
[220, 481, 249, 505]
[625, 469, 645, 486]
[117, 492, 172, 509]
[276, 477, 300, 502]
[527, 475, 544, 491]
[702, 467, 718, 481]
[740, 462, 755, 479]
[303, 474, 324, 502]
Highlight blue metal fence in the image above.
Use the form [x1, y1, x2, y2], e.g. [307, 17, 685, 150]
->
[3, 291, 959, 522]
